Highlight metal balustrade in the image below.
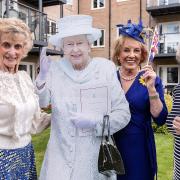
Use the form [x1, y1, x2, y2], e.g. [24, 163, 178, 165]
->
[158, 32, 180, 55]
[0, 0, 58, 43]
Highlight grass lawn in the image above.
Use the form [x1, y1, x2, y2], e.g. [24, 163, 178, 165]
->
[155, 133, 174, 180]
[32, 128, 50, 175]
[32, 129, 174, 178]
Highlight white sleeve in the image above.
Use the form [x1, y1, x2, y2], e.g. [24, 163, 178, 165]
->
[95, 62, 130, 136]
[31, 110, 51, 134]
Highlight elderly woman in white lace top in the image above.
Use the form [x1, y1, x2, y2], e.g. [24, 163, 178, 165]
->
[0, 18, 50, 179]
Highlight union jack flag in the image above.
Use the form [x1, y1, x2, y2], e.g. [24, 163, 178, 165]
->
[148, 26, 159, 62]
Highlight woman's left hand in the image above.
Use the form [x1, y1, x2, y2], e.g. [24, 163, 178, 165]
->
[141, 65, 156, 90]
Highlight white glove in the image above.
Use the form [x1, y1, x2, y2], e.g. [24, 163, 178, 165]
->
[70, 111, 101, 129]
[38, 47, 51, 81]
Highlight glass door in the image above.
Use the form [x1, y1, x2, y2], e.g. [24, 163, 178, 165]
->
[157, 65, 180, 93]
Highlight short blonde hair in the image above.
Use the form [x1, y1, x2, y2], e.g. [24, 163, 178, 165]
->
[112, 35, 148, 66]
[176, 43, 180, 63]
[0, 18, 33, 58]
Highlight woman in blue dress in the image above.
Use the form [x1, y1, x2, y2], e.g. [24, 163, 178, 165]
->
[112, 20, 168, 180]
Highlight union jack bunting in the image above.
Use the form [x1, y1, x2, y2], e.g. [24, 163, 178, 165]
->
[148, 26, 159, 62]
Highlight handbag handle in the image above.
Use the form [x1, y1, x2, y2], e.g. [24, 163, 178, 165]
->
[101, 115, 117, 146]
[101, 115, 111, 144]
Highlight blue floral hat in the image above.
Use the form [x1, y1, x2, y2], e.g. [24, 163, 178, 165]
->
[117, 19, 150, 44]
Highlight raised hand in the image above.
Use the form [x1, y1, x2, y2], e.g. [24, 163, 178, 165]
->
[141, 65, 156, 90]
[38, 47, 51, 81]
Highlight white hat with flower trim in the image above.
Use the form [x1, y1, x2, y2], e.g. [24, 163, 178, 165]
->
[49, 15, 102, 48]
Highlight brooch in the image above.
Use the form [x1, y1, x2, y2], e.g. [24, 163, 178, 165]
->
[139, 75, 146, 86]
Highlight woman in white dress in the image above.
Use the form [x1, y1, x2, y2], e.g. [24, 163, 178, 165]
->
[0, 18, 50, 179]
[36, 15, 131, 180]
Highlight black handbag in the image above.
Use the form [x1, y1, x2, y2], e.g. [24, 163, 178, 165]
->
[98, 115, 125, 177]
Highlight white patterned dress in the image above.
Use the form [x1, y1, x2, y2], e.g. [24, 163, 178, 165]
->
[37, 57, 131, 180]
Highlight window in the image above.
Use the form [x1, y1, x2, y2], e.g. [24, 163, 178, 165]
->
[159, 0, 180, 5]
[168, 0, 179, 4]
[159, 0, 167, 5]
[18, 62, 36, 81]
[159, 23, 180, 54]
[92, 0, 105, 9]
[167, 24, 179, 34]
[66, 0, 73, 5]
[167, 42, 178, 53]
[51, 22, 56, 35]
[157, 65, 180, 93]
[46, 20, 57, 35]
[167, 67, 178, 83]
[92, 29, 105, 47]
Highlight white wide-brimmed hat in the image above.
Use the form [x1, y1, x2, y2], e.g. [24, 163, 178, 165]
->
[49, 15, 102, 48]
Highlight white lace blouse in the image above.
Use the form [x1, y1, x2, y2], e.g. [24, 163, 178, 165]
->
[0, 70, 50, 149]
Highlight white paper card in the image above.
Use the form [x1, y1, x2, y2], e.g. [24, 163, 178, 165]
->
[80, 86, 109, 115]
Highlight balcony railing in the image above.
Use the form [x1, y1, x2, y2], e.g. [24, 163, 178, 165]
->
[158, 32, 180, 55]
[0, 0, 58, 45]
[147, 0, 180, 7]
[147, 0, 180, 16]
[28, 0, 66, 7]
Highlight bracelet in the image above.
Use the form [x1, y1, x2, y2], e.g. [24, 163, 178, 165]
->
[149, 93, 159, 100]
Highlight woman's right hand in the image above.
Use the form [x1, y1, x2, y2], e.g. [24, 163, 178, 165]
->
[38, 47, 51, 81]
[173, 116, 180, 135]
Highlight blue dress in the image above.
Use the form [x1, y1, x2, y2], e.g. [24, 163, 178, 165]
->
[0, 143, 37, 180]
[114, 71, 168, 180]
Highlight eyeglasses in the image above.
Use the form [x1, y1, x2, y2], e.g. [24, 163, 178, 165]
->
[63, 41, 88, 51]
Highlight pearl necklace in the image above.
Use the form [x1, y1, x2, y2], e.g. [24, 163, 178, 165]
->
[120, 71, 138, 81]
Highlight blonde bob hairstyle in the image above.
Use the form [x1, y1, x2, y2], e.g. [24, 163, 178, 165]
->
[0, 18, 33, 58]
[112, 35, 148, 66]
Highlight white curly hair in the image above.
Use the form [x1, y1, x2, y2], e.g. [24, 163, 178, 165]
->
[0, 18, 33, 58]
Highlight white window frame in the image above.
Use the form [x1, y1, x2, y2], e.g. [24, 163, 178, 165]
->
[91, 0, 105, 10]
[47, 19, 57, 38]
[157, 65, 180, 87]
[158, 0, 180, 5]
[92, 29, 105, 48]
[19, 62, 36, 81]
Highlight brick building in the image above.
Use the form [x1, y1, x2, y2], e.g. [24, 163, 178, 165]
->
[147, 0, 180, 92]
[1, 0, 180, 90]
[0, 0, 66, 81]
[58, 0, 180, 92]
